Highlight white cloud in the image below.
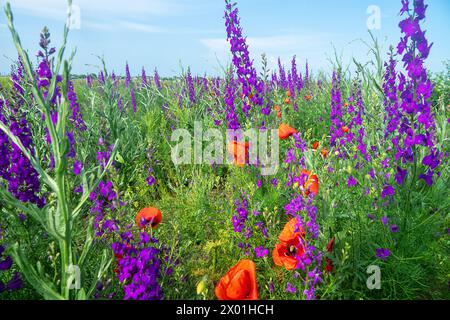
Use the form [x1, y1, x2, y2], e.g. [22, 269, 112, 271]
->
[2, 0, 222, 36]
[82, 20, 114, 31]
[73, 20, 164, 33]
[200, 38, 228, 58]
[3, 0, 186, 19]
[2, 0, 66, 18]
[119, 21, 163, 34]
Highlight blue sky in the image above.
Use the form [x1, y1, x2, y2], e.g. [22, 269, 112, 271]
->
[0, 0, 449, 77]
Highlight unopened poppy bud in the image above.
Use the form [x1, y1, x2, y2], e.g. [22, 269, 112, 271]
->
[197, 278, 207, 295]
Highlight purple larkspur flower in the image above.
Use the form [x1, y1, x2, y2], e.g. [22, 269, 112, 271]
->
[1, 60, 45, 208]
[376, 248, 391, 261]
[347, 175, 357, 187]
[73, 160, 83, 175]
[154, 68, 162, 90]
[224, 0, 264, 116]
[383, 0, 440, 187]
[390, 224, 399, 233]
[254, 246, 269, 258]
[6, 272, 23, 291]
[0, 256, 13, 271]
[186, 68, 196, 104]
[330, 71, 344, 151]
[113, 234, 163, 300]
[381, 184, 395, 198]
[141, 67, 147, 86]
[146, 175, 156, 186]
[125, 62, 131, 88]
[285, 282, 297, 294]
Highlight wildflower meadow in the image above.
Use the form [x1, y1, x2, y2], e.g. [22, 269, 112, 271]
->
[0, 0, 449, 303]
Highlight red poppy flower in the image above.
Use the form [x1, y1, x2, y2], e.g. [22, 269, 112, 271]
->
[301, 169, 319, 197]
[320, 148, 328, 159]
[341, 126, 350, 133]
[312, 141, 319, 150]
[279, 217, 305, 243]
[273, 218, 306, 270]
[215, 260, 258, 300]
[273, 240, 305, 271]
[278, 123, 298, 140]
[135, 207, 163, 229]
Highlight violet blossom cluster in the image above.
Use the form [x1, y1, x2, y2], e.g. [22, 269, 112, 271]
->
[154, 68, 162, 90]
[89, 180, 120, 237]
[141, 67, 147, 87]
[231, 193, 250, 235]
[383, 0, 440, 186]
[123, 62, 138, 113]
[277, 58, 288, 90]
[67, 81, 87, 132]
[291, 56, 304, 95]
[98, 71, 105, 85]
[273, 56, 305, 111]
[186, 68, 196, 105]
[231, 193, 270, 259]
[0, 62, 44, 207]
[131, 87, 137, 113]
[35, 28, 86, 169]
[125, 62, 131, 88]
[343, 79, 371, 163]
[112, 232, 162, 300]
[224, 0, 264, 117]
[224, 70, 240, 130]
[329, 71, 346, 155]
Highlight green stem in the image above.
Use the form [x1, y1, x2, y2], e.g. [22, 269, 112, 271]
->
[56, 172, 72, 299]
